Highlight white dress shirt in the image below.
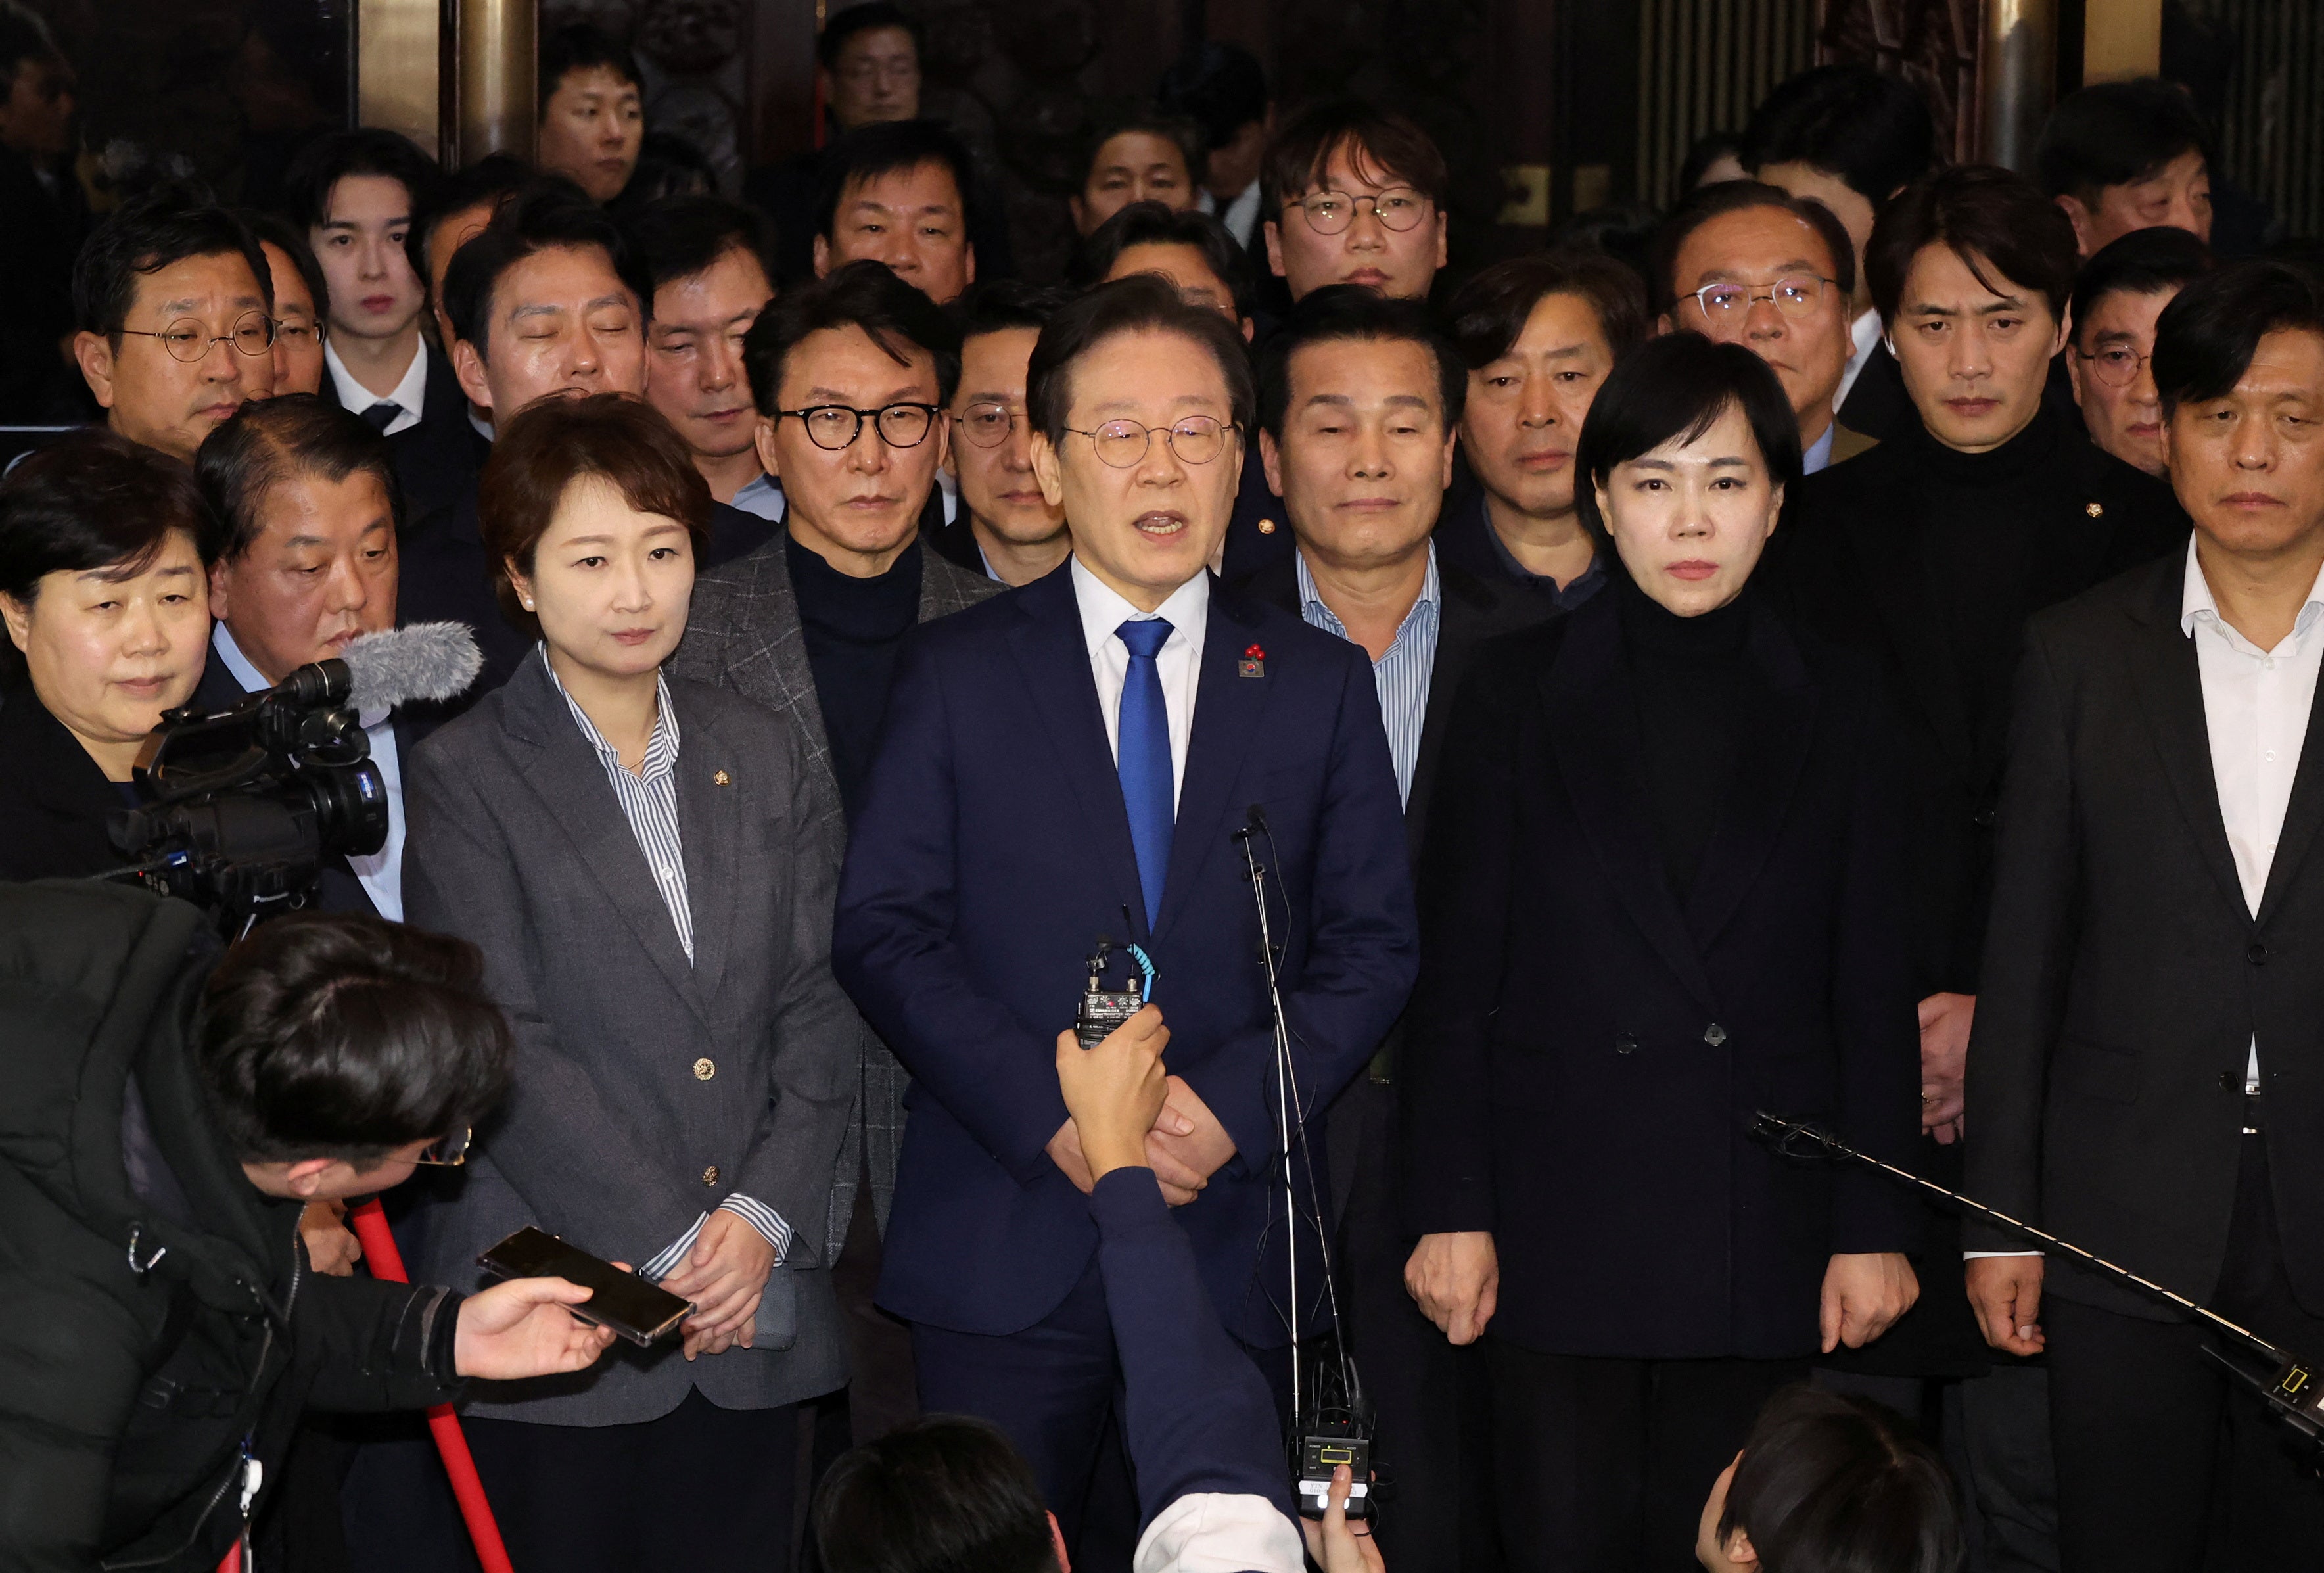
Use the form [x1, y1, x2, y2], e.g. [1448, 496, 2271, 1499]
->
[1801, 421, 1838, 476]
[1071, 555, 1209, 812]
[323, 335, 430, 437]
[1197, 182, 1265, 250]
[211, 623, 405, 921]
[730, 471, 784, 520]
[1833, 306, 1884, 416]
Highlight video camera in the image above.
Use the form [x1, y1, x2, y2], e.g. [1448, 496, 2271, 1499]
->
[106, 623, 480, 922]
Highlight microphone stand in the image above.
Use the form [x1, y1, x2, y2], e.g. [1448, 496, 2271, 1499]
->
[1752, 1112, 2324, 1449]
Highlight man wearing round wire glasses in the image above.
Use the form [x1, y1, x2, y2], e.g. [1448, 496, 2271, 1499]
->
[1261, 100, 1449, 304]
[71, 191, 277, 464]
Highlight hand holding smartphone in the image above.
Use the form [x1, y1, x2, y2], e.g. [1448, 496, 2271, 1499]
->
[478, 1226, 693, 1346]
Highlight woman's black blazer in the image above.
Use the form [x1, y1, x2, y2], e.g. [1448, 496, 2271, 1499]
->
[0, 683, 132, 880]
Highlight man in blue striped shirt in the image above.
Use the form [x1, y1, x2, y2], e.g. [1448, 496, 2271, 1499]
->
[1242, 284, 1553, 1573]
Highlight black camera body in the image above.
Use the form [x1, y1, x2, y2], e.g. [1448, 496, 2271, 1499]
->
[110, 658, 388, 920]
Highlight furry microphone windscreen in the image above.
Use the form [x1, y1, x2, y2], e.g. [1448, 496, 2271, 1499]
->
[341, 622, 485, 713]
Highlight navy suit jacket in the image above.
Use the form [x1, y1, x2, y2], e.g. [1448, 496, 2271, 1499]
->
[831, 564, 1418, 1345]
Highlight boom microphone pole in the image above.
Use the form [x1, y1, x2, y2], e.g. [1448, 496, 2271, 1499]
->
[1752, 1112, 2324, 1449]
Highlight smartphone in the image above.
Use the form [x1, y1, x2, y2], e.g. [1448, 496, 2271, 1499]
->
[476, 1226, 693, 1347]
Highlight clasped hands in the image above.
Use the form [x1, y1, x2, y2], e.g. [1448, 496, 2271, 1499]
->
[1048, 1004, 1235, 1200]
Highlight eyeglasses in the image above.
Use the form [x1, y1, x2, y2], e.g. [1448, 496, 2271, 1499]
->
[2074, 344, 2152, 387]
[957, 401, 1028, 448]
[415, 1127, 471, 1167]
[1684, 277, 1836, 323]
[1062, 415, 1233, 469]
[120, 310, 278, 363]
[1287, 188, 1432, 235]
[776, 402, 942, 451]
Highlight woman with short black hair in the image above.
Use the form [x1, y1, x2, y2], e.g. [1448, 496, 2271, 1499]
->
[0, 428, 214, 879]
[1401, 331, 1924, 1570]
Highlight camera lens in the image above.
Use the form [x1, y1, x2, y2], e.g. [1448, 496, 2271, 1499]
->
[303, 761, 389, 858]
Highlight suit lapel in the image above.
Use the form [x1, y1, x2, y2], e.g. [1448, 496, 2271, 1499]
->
[503, 658, 714, 1027]
[676, 695, 739, 1007]
[1683, 605, 1816, 948]
[732, 534, 837, 790]
[1541, 601, 1720, 1015]
[2259, 681, 2324, 927]
[2127, 569, 2250, 926]
[1006, 570, 1149, 929]
[1154, 586, 1273, 943]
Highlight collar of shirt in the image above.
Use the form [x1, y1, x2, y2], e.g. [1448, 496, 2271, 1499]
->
[543, 648, 682, 782]
[730, 470, 785, 520]
[1834, 305, 1884, 413]
[1295, 539, 1441, 653]
[212, 621, 390, 728]
[323, 336, 429, 435]
[1801, 421, 1838, 476]
[2179, 534, 2324, 653]
[1071, 555, 1209, 807]
[469, 408, 496, 446]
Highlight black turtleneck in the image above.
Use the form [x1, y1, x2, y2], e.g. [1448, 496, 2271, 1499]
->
[1617, 573, 1752, 897]
[786, 532, 924, 817]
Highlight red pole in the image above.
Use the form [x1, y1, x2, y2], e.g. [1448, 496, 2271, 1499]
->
[348, 1198, 519, 1573]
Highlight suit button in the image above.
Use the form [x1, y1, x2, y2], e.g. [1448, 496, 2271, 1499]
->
[2248, 943, 2269, 966]
[693, 1057, 716, 1081]
[1972, 807, 1997, 828]
[1615, 1032, 1638, 1056]
[1704, 1023, 1728, 1046]
[702, 1165, 720, 1186]
[2221, 1071, 2242, 1092]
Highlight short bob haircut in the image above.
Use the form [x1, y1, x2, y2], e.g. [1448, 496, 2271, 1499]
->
[2035, 78, 2212, 208]
[1073, 103, 1209, 197]
[1261, 97, 1449, 215]
[2153, 258, 2324, 419]
[477, 394, 712, 640]
[72, 183, 273, 340]
[1071, 200, 1255, 322]
[2069, 225, 2214, 351]
[1717, 1386, 1961, 1573]
[1573, 330, 1802, 553]
[198, 911, 514, 1165]
[1443, 250, 1652, 373]
[743, 258, 963, 419]
[1865, 164, 2079, 329]
[1026, 272, 1257, 451]
[814, 1415, 1053, 1573]
[195, 394, 404, 564]
[282, 127, 442, 239]
[812, 120, 980, 245]
[1740, 64, 1938, 214]
[440, 184, 651, 354]
[1257, 283, 1466, 438]
[0, 427, 218, 604]
[1648, 179, 1858, 317]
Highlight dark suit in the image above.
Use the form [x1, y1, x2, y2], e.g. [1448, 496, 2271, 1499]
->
[1432, 473, 1606, 613]
[830, 564, 1416, 1531]
[0, 145, 90, 424]
[0, 680, 131, 880]
[1242, 547, 1549, 1573]
[1966, 555, 2324, 1567]
[1217, 447, 1293, 582]
[1401, 587, 1921, 1568]
[382, 354, 487, 522]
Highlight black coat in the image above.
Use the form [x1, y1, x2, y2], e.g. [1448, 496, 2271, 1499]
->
[0, 680, 134, 880]
[1966, 555, 2324, 1319]
[382, 353, 487, 523]
[0, 881, 465, 1571]
[0, 145, 91, 424]
[1401, 589, 1923, 1359]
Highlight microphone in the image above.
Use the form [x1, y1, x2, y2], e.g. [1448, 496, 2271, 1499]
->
[340, 622, 484, 714]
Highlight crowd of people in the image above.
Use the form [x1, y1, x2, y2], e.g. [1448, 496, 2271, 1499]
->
[2, 3, 2321, 1571]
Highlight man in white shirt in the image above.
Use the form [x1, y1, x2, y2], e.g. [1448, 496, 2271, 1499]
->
[284, 129, 444, 438]
[1965, 260, 2324, 1569]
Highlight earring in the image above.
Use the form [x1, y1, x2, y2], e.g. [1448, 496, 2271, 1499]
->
[521, 597, 534, 610]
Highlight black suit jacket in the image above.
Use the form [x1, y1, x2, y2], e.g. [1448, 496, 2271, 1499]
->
[1401, 590, 1922, 1358]
[0, 681, 130, 880]
[382, 353, 486, 523]
[1966, 555, 2324, 1319]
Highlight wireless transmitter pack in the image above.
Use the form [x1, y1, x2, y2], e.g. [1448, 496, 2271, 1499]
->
[1075, 937, 1154, 1049]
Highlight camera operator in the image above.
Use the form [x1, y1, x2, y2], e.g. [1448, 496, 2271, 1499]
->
[814, 1004, 1382, 1573]
[0, 428, 213, 881]
[0, 881, 620, 1572]
[191, 393, 409, 920]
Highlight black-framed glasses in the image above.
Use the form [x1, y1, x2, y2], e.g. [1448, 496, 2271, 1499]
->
[776, 402, 941, 451]
[1062, 415, 1234, 469]
[2073, 344, 2152, 388]
[956, 401, 1028, 448]
[1685, 276, 1836, 323]
[1288, 187, 1432, 235]
[415, 1127, 471, 1167]
[120, 310, 277, 363]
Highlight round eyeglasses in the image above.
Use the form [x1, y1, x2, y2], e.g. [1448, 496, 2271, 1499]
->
[1288, 188, 1432, 235]
[1062, 415, 1233, 469]
[776, 402, 941, 451]
[1685, 276, 1836, 323]
[957, 401, 1028, 448]
[120, 310, 278, 362]
[2073, 344, 2152, 388]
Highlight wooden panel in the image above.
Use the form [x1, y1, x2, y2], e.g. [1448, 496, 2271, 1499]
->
[1637, 0, 1817, 206]
[2084, 0, 2162, 82]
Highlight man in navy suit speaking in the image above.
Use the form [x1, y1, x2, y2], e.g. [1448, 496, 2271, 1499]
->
[831, 274, 1417, 1547]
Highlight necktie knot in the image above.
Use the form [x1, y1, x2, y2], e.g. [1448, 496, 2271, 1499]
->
[1117, 617, 1173, 660]
[361, 402, 400, 433]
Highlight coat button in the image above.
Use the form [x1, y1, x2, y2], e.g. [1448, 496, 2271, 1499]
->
[1704, 1023, 1728, 1046]
[1615, 1031, 1638, 1055]
[702, 1165, 720, 1186]
[693, 1057, 716, 1081]
[2220, 1071, 2242, 1092]
[2248, 943, 2269, 966]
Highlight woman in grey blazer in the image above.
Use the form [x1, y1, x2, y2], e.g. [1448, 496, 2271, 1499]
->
[398, 395, 857, 1572]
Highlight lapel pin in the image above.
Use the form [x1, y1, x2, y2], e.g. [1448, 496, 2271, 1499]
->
[2085, 501, 2104, 518]
[1239, 642, 1266, 679]
[713, 770, 732, 786]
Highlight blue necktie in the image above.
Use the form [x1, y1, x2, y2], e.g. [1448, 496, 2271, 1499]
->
[1115, 618, 1175, 929]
